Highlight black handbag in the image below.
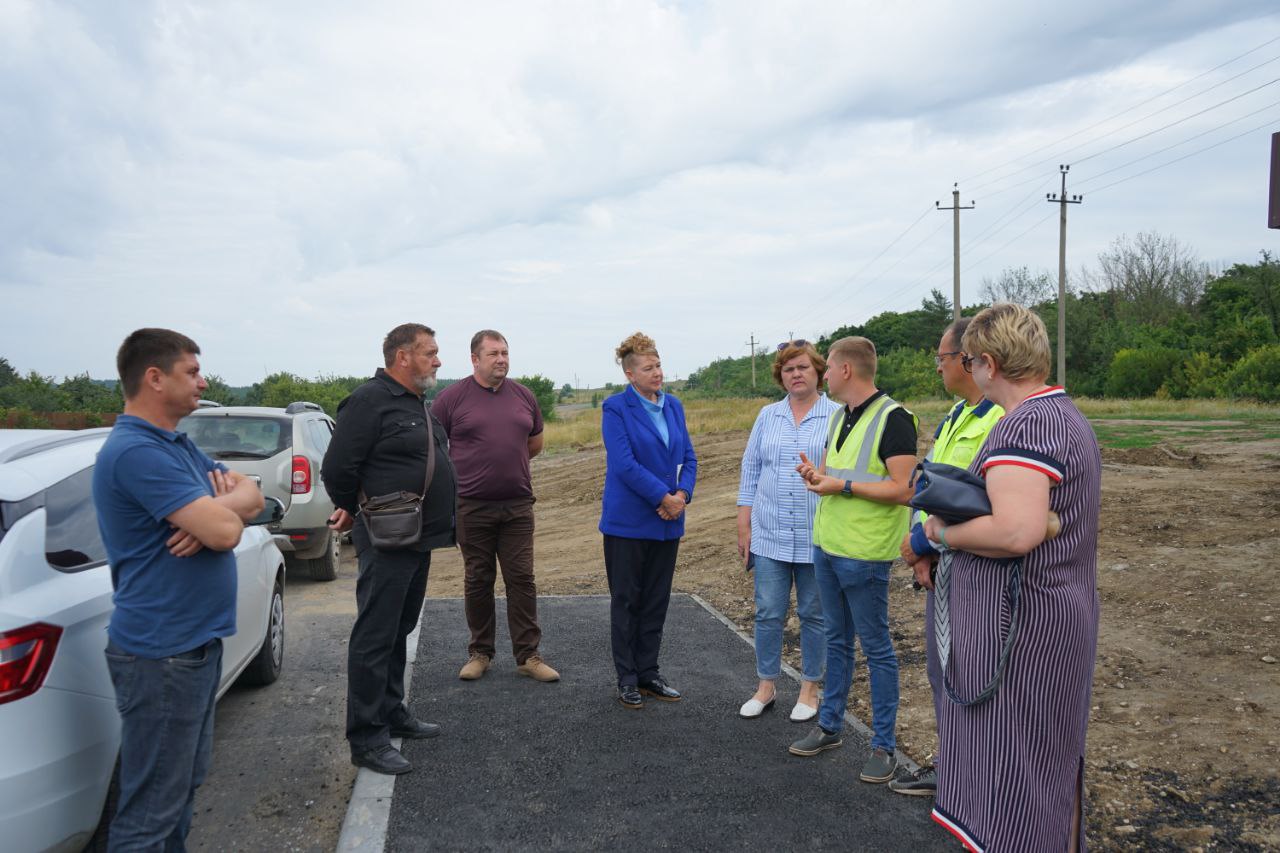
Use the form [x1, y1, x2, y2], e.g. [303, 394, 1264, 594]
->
[359, 402, 436, 549]
[908, 461, 992, 524]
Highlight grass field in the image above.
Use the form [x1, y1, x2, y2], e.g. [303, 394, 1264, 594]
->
[545, 394, 1280, 454]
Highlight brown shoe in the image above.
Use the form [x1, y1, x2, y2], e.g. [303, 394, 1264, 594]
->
[516, 654, 560, 682]
[458, 654, 491, 681]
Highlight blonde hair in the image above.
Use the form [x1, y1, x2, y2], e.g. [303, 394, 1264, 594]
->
[615, 331, 659, 371]
[961, 303, 1052, 382]
[825, 336, 876, 380]
[772, 342, 827, 388]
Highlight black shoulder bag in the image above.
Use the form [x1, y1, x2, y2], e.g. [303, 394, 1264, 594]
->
[358, 402, 436, 549]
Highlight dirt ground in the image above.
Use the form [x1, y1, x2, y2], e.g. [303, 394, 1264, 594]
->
[425, 413, 1280, 851]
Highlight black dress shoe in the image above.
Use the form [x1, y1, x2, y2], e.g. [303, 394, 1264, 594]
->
[390, 717, 441, 739]
[351, 744, 412, 775]
[618, 684, 643, 709]
[638, 677, 682, 702]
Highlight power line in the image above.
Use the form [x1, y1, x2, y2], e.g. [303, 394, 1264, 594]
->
[969, 69, 1280, 194]
[1086, 116, 1280, 196]
[1074, 98, 1280, 189]
[962, 34, 1280, 186]
[962, 210, 1058, 275]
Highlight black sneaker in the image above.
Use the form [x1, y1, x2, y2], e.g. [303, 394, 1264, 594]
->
[889, 764, 937, 796]
[789, 726, 843, 756]
[618, 684, 643, 709]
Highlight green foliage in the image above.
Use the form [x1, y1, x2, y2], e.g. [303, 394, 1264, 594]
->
[683, 354, 778, 399]
[590, 392, 600, 408]
[1223, 344, 1280, 402]
[559, 383, 574, 400]
[876, 349, 945, 401]
[248, 372, 366, 416]
[1105, 348, 1182, 398]
[202, 373, 238, 405]
[0, 358, 18, 389]
[514, 374, 557, 422]
[1160, 352, 1225, 400]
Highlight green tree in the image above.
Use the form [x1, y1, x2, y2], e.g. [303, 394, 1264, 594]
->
[0, 357, 18, 389]
[514, 374, 557, 422]
[1223, 344, 1280, 402]
[876, 349, 944, 401]
[59, 373, 121, 413]
[0, 371, 67, 411]
[202, 373, 237, 406]
[1105, 348, 1182, 398]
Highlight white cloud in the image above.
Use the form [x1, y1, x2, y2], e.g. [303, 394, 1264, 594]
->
[1, 1, 1278, 386]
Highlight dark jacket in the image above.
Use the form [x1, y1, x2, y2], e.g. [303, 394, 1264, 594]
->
[599, 385, 697, 541]
[321, 369, 456, 550]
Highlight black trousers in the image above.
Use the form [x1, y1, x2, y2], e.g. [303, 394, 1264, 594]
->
[602, 534, 679, 687]
[347, 522, 431, 751]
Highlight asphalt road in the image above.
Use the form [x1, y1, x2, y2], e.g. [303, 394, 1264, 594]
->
[187, 546, 361, 852]
[388, 595, 949, 853]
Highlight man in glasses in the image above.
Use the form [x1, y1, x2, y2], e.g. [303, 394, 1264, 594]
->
[888, 317, 1002, 798]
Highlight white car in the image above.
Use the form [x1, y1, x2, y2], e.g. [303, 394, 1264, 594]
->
[0, 429, 286, 853]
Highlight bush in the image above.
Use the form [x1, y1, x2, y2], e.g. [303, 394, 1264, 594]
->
[1104, 348, 1182, 398]
[513, 374, 557, 422]
[876, 349, 944, 401]
[1223, 344, 1280, 402]
[1160, 352, 1225, 399]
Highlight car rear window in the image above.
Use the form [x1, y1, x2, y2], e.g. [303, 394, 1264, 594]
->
[44, 466, 109, 571]
[179, 415, 293, 459]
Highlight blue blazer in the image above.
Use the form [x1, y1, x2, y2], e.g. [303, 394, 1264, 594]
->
[599, 385, 698, 541]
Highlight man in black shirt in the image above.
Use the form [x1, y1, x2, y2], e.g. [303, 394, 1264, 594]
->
[321, 323, 457, 775]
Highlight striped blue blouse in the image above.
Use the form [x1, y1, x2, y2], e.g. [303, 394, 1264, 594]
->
[736, 394, 841, 564]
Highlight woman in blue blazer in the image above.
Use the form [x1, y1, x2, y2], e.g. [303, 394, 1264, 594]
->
[600, 332, 698, 709]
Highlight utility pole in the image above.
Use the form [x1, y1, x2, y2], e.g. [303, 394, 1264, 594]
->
[746, 334, 758, 389]
[936, 184, 975, 322]
[1046, 165, 1082, 388]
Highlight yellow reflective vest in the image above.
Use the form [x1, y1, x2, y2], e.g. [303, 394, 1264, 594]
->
[812, 394, 918, 561]
[912, 398, 1004, 529]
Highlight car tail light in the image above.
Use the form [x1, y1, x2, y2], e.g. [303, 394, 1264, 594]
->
[291, 456, 311, 495]
[0, 623, 63, 705]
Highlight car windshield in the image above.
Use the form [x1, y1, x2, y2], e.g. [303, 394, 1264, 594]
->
[179, 415, 292, 459]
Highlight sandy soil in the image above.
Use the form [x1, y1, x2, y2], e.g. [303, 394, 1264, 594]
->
[424, 414, 1280, 851]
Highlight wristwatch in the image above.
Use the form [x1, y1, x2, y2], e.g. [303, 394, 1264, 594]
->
[841, 480, 853, 496]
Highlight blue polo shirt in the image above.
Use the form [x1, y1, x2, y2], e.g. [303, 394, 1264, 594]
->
[92, 415, 238, 658]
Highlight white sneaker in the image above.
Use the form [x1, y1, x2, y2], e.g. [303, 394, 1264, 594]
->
[789, 701, 818, 722]
[738, 695, 776, 718]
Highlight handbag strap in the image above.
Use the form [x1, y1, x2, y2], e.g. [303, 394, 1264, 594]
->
[942, 557, 1022, 707]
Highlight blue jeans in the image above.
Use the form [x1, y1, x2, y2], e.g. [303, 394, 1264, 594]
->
[813, 549, 898, 752]
[105, 638, 222, 852]
[752, 555, 825, 682]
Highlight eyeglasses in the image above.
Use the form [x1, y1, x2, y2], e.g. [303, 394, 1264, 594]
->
[776, 339, 810, 351]
[961, 354, 980, 374]
[934, 350, 963, 367]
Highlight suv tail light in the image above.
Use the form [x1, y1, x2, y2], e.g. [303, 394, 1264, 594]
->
[0, 623, 63, 705]
[291, 455, 312, 495]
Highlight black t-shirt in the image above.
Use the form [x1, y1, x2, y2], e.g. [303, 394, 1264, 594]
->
[832, 390, 918, 464]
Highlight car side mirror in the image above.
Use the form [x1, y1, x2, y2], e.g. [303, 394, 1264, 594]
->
[247, 496, 285, 527]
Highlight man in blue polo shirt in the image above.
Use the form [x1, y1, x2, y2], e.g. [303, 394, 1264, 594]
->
[92, 328, 263, 850]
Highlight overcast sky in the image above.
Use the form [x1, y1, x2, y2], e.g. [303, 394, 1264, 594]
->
[3, 1, 1279, 388]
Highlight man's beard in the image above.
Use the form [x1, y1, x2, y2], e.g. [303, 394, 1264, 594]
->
[415, 374, 437, 391]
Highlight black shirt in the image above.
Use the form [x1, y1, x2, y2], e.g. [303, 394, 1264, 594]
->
[832, 390, 918, 464]
[321, 369, 457, 550]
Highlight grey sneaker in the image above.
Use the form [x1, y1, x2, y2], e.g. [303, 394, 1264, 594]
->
[888, 764, 936, 796]
[860, 747, 897, 783]
[788, 726, 843, 757]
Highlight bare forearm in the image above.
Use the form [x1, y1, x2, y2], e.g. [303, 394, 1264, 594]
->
[849, 479, 913, 506]
[216, 478, 264, 521]
[943, 513, 1047, 558]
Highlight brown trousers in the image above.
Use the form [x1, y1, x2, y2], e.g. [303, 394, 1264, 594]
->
[456, 496, 541, 663]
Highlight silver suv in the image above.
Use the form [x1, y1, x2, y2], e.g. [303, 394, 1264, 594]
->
[178, 401, 341, 581]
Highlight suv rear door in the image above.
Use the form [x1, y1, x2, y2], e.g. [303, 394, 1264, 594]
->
[179, 413, 294, 512]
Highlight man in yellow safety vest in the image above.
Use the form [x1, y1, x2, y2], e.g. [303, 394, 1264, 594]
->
[789, 336, 918, 786]
[889, 317, 1003, 798]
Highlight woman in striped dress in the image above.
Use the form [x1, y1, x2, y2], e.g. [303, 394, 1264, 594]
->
[735, 341, 838, 721]
[922, 303, 1101, 852]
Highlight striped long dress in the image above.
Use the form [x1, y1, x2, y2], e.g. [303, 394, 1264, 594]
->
[932, 387, 1102, 853]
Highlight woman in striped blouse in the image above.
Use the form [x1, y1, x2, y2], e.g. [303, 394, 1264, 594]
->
[736, 341, 839, 721]
[923, 304, 1101, 852]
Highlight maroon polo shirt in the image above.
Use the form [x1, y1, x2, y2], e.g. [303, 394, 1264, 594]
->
[430, 377, 544, 501]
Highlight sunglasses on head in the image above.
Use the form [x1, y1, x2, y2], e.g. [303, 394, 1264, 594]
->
[776, 339, 810, 351]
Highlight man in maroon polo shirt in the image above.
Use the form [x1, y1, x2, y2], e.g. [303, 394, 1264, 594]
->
[431, 330, 560, 683]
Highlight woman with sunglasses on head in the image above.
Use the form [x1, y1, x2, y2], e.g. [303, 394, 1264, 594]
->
[735, 340, 839, 721]
[922, 303, 1101, 852]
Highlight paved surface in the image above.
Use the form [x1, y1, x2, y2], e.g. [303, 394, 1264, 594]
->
[387, 594, 949, 852]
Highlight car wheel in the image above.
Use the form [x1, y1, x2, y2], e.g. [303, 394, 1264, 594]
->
[240, 573, 284, 686]
[309, 529, 340, 581]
